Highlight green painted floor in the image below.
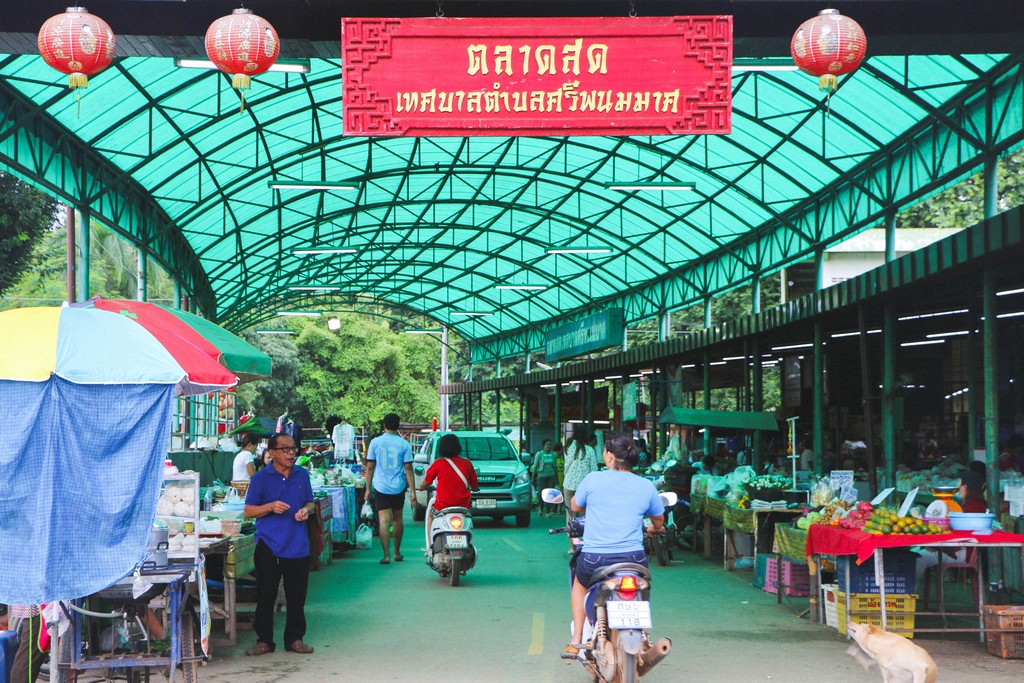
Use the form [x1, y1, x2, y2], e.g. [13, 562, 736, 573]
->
[198, 510, 1024, 682]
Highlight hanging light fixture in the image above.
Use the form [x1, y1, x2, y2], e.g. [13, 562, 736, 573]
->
[204, 8, 280, 112]
[790, 9, 866, 93]
[37, 7, 116, 91]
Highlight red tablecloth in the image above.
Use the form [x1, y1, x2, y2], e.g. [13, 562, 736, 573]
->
[806, 525, 1024, 564]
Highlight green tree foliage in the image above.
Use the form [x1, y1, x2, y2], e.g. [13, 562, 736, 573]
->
[260, 314, 442, 432]
[0, 172, 57, 297]
[234, 329, 305, 426]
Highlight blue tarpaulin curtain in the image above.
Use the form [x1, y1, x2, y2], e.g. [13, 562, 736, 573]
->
[0, 378, 174, 603]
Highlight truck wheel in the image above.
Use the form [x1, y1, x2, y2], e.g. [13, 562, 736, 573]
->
[413, 502, 426, 522]
[515, 511, 531, 528]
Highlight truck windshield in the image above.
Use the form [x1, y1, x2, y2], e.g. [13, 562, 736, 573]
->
[459, 437, 517, 461]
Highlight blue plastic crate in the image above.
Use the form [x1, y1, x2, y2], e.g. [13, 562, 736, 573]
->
[753, 553, 775, 589]
[1, 630, 18, 683]
[837, 551, 916, 594]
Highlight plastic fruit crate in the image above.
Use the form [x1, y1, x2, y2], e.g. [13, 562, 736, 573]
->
[821, 583, 839, 629]
[984, 605, 1024, 659]
[764, 558, 810, 597]
[753, 553, 775, 590]
[835, 591, 917, 638]
[836, 550, 916, 594]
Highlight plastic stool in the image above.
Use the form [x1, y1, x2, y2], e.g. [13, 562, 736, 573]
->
[922, 547, 980, 610]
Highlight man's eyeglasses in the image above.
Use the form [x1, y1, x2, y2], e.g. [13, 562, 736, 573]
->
[273, 446, 299, 453]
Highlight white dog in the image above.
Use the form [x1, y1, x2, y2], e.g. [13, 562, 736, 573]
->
[846, 622, 937, 683]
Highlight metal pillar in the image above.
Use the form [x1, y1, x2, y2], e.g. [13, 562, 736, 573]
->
[440, 326, 450, 431]
[65, 206, 75, 303]
[703, 298, 712, 329]
[173, 281, 181, 309]
[813, 322, 824, 473]
[703, 352, 711, 453]
[751, 276, 761, 315]
[882, 304, 897, 490]
[858, 305, 879, 496]
[137, 249, 148, 302]
[884, 209, 897, 263]
[814, 248, 825, 291]
[752, 337, 763, 472]
[983, 269, 1003, 584]
[495, 388, 501, 432]
[554, 383, 562, 444]
[76, 208, 90, 301]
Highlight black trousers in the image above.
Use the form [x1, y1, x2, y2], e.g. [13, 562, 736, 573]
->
[254, 539, 310, 649]
[11, 614, 44, 683]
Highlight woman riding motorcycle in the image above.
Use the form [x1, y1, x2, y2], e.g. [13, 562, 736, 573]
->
[563, 432, 666, 659]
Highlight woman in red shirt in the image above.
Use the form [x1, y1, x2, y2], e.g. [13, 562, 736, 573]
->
[418, 435, 479, 545]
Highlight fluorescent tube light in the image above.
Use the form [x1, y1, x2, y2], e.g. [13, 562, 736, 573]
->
[710, 361, 726, 366]
[404, 328, 442, 334]
[256, 329, 296, 335]
[680, 364, 695, 369]
[270, 181, 358, 191]
[997, 288, 1024, 296]
[450, 311, 493, 317]
[901, 339, 945, 347]
[495, 285, 548, 291]
[722, 356, 745, 361]
[175, 58, 311, 74]
[831, 329, 881, 338]
[327, 316, 341, 331]
[277, 311, 322, 317]
[534, 362, 554, 371]
[288, 286, 341, 291]
[897, 309, 968, 321]
[732, 58, 799, 73]
[293, 249, 357, 256]
[540, 383, 557, 388]
[771, 342, 813, 351]
[605, 375, 623, 380]
[997, 311, 1024, 319]
[604, 182, 695, 192]
[546, 247, 613, 255]
[925, 330, 970, 338]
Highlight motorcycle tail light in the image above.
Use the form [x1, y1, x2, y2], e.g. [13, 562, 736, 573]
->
[450, 516, 464, 530]
[617, 575, 638, 600]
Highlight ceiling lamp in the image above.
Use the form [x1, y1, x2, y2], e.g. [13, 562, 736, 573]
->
[326, 316, 341, 331]
[604, 182, 695, 192]
[205, 8, 280, 111]
[38, 7, 116, 91]
[790, 9, 867, 93]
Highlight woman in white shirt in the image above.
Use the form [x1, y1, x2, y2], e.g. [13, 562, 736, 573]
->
[562, 425, 598, 510]
[232, 433, 259, 481]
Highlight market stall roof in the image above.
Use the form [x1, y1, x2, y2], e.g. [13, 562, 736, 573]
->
[658, 407, 779, 432]
[0, 1, 1022, 362]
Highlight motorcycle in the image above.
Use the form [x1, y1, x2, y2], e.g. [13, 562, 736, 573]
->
[424, 495, 477, 586]
[542, 488, 676, 683]
[642, 518, 676, 567]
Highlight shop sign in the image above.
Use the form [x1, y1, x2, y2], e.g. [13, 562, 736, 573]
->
[545, 308, 624, 362]
[342, 16, 732, 136]
[622, 381, 638, 422]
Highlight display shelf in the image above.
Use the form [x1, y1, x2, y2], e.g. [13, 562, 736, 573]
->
[157, 472, 201, 565]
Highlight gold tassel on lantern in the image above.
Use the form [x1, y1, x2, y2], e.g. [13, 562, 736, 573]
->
[818, 74, 838, 92]
[68, 73, 88, 89]
[231, 74, 251, 90]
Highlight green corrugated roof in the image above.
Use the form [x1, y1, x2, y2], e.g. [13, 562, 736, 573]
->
[0, 49, 1021, 360]
[659, 407, 779, 431]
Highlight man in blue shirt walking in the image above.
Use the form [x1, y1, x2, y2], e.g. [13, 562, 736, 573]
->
[364, 413, 414, 564]
[243, 432, 316, 656]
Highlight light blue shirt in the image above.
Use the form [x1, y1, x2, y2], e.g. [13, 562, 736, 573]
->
[367, 432, 413, 494]
[574, 469, 664, 554]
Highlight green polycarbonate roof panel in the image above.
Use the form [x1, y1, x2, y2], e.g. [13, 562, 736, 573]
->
[0, 51, 1021, 357]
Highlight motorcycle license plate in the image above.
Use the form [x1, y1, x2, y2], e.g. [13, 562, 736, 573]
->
[606, 601, 652, 629]
[445, 534, 468, 549]
[475, 499, 497, 509]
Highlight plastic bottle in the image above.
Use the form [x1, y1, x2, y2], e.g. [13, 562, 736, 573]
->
[203, 488, 213, 512]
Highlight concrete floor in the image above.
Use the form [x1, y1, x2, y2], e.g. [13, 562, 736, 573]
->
[182, 510, 1023, 682]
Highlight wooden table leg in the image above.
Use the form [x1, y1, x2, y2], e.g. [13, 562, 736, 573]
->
[703, 514, 712, 560]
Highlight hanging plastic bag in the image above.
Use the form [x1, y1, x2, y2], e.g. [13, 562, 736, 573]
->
[360, 500, 374, 520]
[355, 523, 372, 549]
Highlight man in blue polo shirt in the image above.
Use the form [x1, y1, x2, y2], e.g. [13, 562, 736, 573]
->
[243, 432, 315, 656]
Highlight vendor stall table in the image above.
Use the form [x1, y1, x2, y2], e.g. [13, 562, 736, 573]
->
[690, 493, 801, 570]
[806, 525, 1024, 640]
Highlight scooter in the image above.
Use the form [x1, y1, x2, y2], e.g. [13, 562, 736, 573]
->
[424, 494, 477, 586]
[542, 488, 676, 683]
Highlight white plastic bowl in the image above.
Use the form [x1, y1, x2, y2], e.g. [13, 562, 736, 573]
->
[948, 512, 995, 534]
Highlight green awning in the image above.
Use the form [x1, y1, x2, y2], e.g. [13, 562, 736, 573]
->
[160, 305, 272, 383]
[658, 407, 779, 431]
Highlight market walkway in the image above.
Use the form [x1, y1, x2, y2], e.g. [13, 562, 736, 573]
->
[195, 511, 1021, 682]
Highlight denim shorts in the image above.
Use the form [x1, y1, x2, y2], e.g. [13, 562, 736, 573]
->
[575, 550, 648, 586]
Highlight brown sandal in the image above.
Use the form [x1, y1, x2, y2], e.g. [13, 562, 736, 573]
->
[246, 642, 273, 656]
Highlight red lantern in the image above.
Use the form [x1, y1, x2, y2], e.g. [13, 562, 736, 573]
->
[205, 8, 280, 102]
[37, 7, 116, 90]
[790, 9, 866, 93]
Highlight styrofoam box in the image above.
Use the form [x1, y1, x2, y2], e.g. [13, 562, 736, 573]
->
[821, 583, 839, 629]
[1005, 484, 1024, 503]
[1010, 501, 1024, 517]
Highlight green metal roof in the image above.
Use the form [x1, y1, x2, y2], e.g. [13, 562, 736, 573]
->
[0, 45, 1022, 361]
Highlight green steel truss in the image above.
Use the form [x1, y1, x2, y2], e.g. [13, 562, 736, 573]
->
[0, 49, 1020, 365]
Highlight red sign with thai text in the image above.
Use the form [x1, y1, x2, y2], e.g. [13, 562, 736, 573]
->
[342, 16, 732, 137]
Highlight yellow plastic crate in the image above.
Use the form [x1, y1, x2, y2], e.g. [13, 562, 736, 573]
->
[835, 591, 917, 639]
